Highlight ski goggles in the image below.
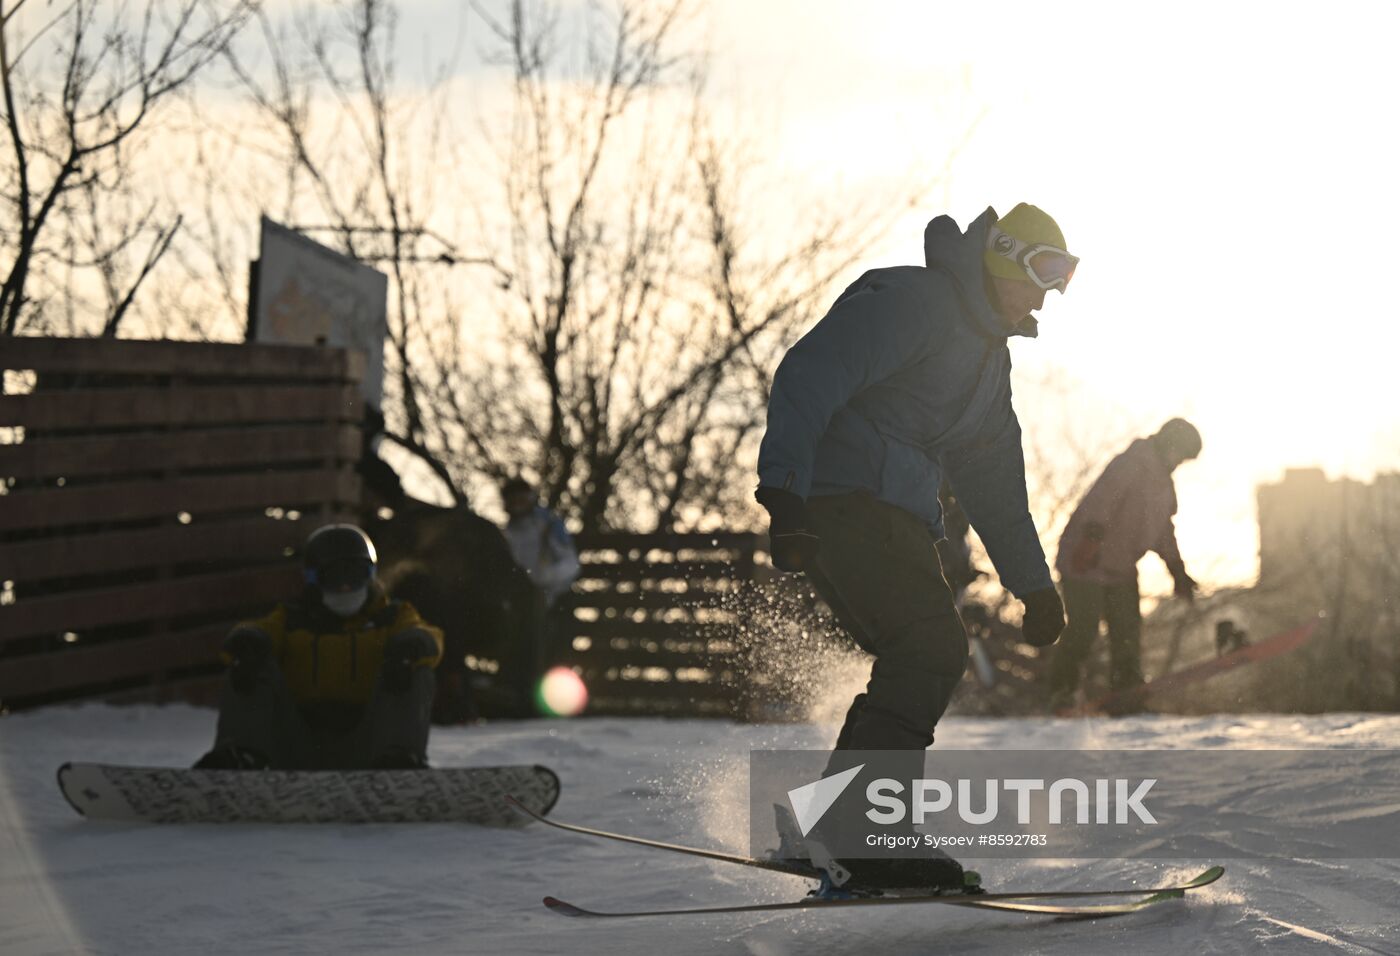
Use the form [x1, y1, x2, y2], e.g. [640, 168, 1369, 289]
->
[305, 558, 375, 591]
[986, 227, 1079, 292]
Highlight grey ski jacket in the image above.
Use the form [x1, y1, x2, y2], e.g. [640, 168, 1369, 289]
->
[756, 207, 1053, 598]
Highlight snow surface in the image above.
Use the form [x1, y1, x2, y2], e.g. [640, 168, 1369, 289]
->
[3, 705, 1399, 955]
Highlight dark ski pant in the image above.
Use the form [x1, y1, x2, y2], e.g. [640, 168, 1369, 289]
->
[1048, 578, 1143, 704]
[502, 586, 552, 717]
[805, 492, 968, 775]
[211, 666, 435, 769]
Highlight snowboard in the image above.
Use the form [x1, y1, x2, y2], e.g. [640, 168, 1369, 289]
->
[58, 762, 560, 825]
[1073, 618, 1320, 716]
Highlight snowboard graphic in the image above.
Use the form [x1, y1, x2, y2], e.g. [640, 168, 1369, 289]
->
[58, 762, 559, 825]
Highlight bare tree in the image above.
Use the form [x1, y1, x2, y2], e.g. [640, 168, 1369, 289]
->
[0, 0, 256, 338]
[432, 1, 920, 531]
[202, 0, 924, 532]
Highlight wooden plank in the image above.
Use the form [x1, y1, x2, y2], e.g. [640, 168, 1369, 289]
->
[0, 424, 360, 481]
[570, 590, 744, 613]
[0, 625, 226, 700]
[575, 532, 759, 551]
[578, 560, 745, 583]
[0, 564, 300, 642]
[586, 700, 736, 717]
[582, 698, 734, 714]
[567, 618, 737, 641]
[572, 669, 734, 690]
[573, 676, 736, 700]
[569, 658, 737, 679]
[565, 648, 738, 672]
[582, 693, 735, 713]
[0, 384, 361, 430]
[2, 337, 365, 381]
[567, 624, 739, 647]
[0, 469, 359, 531]
[0, 516, 311, 582]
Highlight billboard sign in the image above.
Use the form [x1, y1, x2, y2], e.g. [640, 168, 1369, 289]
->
[249, 217, 389, 407]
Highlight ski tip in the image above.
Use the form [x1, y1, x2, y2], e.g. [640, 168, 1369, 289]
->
[543, 896, 590, 918]
[1192, 865, 1226, 886]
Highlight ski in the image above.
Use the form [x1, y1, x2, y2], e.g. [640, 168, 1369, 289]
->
[506, 795, 1223, 917]
[541, 866, 1224, 919]
[504, 794, 820, 878]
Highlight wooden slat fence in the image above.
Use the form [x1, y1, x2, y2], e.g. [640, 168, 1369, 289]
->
[0, 337, 364, 710]
[557, 532, 762, 717]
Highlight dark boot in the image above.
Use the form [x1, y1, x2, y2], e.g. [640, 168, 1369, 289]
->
[838, 851, 970, 894]
[804, 813, 971, 894]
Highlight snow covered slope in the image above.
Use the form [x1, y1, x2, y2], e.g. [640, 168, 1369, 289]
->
[3, 705, 1398, 955]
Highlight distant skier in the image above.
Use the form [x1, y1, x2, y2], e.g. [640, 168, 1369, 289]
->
[501, 478, 581, 609]
[755, 203, 1075, 890]
[1049, 418, 1202, 712]
[195, 524, 444, 770]
[500, 477, 581, 713]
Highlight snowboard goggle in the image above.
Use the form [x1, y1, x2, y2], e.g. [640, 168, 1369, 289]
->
[305, 559, 375, 591]
[987, 227, 1079, 292]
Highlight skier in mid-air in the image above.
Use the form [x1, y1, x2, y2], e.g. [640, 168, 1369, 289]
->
[755, 203, 1075, 891]
[195, 524, 444, 770]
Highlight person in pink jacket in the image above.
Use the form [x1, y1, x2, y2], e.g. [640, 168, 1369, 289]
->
[1049, 418, 1201, 710]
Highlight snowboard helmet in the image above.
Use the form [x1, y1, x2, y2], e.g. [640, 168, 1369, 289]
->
[1154, 418, 1203, 461]
[303, 523, 378, 591]
[984, 203, 1077, 292]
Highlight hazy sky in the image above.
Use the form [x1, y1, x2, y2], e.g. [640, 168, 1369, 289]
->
[352, 0, 1399, 589]
[685, 0, 1399, 590]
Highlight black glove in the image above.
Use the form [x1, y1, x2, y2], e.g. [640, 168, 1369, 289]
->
[755, 486, 821, 572]
[1021, 587, 1066, 647]
[1168, 563, 1198, 602]
[224, 627, 272, 695]
[381, 629, 436, 695]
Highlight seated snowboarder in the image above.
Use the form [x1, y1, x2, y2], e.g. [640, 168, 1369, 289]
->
[195, 524, 444, 770]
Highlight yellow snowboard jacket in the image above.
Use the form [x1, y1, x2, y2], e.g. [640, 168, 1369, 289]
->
[228, 584, 444, 708]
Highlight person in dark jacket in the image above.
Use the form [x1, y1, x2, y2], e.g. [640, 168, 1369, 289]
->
[195, 524, 444, 770]
[1049, 419, 1201, 711]
[755, 203, 1075, 890]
